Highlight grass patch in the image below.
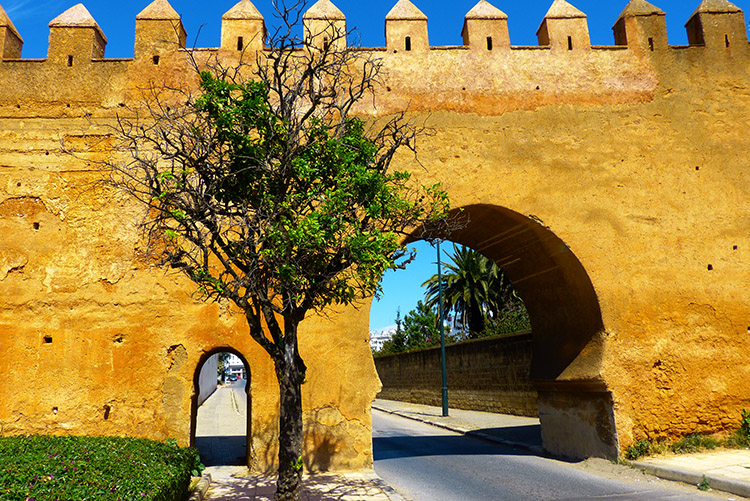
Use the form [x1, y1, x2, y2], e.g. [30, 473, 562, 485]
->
[0, 435, 203, 501]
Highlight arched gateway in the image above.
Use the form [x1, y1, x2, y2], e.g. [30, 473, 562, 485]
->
[0, 0, 749, 468]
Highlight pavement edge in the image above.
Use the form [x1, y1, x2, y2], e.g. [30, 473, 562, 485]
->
[632, 461, 750, 499]
[188, 472, 212, 501]
[371, 403, 546, 456]
[362, 470, 408, 501]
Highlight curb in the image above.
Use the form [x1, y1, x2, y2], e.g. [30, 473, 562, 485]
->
[363, 470, 408, 501]
[372, 404, 546, 456]
[632, 461, 750, 499]
[188, 472, 212, 501]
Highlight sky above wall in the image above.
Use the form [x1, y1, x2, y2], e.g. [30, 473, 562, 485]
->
[4, 0, 749, 332]
[4, 0, 750, 59]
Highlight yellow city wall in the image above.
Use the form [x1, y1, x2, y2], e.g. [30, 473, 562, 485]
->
[1, 0, 749, 464]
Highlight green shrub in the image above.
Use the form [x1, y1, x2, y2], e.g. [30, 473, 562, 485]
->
[670, 433, 719, 454]
[626, 440, 651, 460]
[0, 435, 201, 501]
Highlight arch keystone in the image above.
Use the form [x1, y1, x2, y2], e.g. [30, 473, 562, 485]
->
[135, 0, 186, 60]
[48, 4, 106, 64]
[303, 0, 346, 51]
[537, 0, 590, 51]
[613, 0, 667, 51]
[685, 0, 747, 48]
[0, 4, 23, 59]
[385, 0, 428, 54]
[221, 0, 265, 54]
[462, 1, 509, 51]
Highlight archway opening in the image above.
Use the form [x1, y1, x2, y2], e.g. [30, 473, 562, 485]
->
[191, 349, 251, 466]
[372, 204, 616, 459]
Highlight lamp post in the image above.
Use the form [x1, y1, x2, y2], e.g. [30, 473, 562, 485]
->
[436, 240, 449, 417]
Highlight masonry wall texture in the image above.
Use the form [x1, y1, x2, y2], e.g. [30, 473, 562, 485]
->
[375, 333, 538, 417]
[1, 0, 749, 465]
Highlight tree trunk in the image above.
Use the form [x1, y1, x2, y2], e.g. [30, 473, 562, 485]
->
[274, 330, 304, 500]
[467, 299, 485, 338]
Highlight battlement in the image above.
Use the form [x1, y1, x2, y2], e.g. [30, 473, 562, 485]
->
[0, 0, 748, 115]
[0, 0, 748, 63]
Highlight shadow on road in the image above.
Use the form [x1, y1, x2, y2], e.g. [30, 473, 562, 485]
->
[374, 424, 542, 461]
[195, 435, 247, 466]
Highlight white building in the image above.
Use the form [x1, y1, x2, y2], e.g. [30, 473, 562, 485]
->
[226, 353, 246, 380]
[370, 327, 396, 351]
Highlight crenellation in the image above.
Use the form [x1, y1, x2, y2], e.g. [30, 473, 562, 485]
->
[221, 0, 266, 55]
[0, 4, 22, 59]
[0, 0, 747, 70]
[134, 0, 186, 62]
[385, 0, 428, 54]
[461, 1, 510, 51]
[685, 0, 747, 48]
[303, 0, 347, 52]
[537, 0, 591, 52]
[47, 4, 106, 66]
[613, 0, 668, 53]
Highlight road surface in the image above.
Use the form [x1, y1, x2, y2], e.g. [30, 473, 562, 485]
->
[372, 409, 732, 500]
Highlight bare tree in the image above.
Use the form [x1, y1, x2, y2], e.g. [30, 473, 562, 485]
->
[91, 2, 451, 498]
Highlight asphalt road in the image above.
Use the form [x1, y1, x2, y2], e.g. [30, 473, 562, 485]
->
[372, 409, 731, 501]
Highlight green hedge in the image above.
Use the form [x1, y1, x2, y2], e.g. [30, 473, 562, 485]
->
[0, 435, 202, 501]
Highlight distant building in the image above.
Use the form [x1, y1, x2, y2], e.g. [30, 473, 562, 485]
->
[226, 353, 246, 380]
[369, 328, 395, 351]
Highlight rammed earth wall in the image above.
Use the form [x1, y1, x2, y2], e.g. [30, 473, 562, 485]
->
[1, 0, 750, 464]
[375, 334, 538, 417]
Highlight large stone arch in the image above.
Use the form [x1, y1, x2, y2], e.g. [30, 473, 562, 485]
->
[407, 203, 616, 458]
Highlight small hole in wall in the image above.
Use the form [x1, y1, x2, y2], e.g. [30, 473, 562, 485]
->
[16, 104, 20, 109]
[707, 264, 713, 271]
[695, 166, 700, 171]
[114, 334, 124, 344]
[567, 36, 573, 51]
[33, 222, 40, 230]
[237, 36, 244, 51]
[536, 86, 540, 90]
[103, 405, 111, 420]
[45, 151, 49, 155]
[52, 407, 58, 415]
[405, 36, 411, 52]
[16, 182, 21, 187]
[153, 55, 160, 65]
[733, 245, 738, 250]
[486, 36, 493, 51]
[386, 86, 391, 92]
[118, 103, 125, 107]
[43, 335, 52, 343]
[66, 104, 70, 108]
[67, 55, 73, 67]
[648, 37, 654, 51]
[725, 34, 730, 48]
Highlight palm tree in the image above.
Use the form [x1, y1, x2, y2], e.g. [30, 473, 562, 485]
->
[422, 243, 519, 338]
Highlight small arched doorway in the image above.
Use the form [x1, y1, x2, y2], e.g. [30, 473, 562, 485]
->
[190, 348, 251, 466]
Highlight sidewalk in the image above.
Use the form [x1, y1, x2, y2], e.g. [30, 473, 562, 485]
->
[193, 394, 750, 500]
[194, 386, 401, 500]
[373, 398, 750, 499]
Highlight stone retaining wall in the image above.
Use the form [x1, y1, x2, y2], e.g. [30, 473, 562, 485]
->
[374, 333, 537, 417]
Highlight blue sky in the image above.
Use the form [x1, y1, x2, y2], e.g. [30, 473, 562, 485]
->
[4, 0, 749, 331]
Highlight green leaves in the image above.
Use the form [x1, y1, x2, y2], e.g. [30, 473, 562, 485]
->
[0, 435, 199, 500]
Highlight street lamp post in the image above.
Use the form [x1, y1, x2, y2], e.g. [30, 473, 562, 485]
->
[436, 240, 449, 417]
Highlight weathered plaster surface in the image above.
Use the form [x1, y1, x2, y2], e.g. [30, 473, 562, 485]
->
[0, 1, 749, 465]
